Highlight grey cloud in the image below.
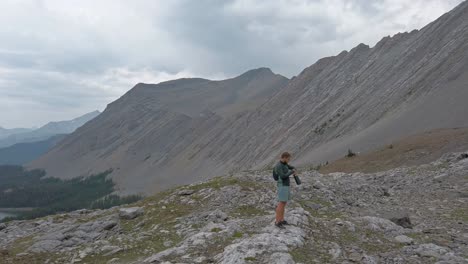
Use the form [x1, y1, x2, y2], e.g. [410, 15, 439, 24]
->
[0, 0, 463, 127]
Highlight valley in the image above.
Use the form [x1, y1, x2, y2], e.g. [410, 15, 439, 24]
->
[0, 166, 140, 222]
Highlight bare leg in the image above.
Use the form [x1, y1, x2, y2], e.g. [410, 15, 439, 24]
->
[275, 202, 287, 223]
[280, 201, 287, 221]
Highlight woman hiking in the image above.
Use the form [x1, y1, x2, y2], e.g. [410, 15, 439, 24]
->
[273, 152, 297, 228]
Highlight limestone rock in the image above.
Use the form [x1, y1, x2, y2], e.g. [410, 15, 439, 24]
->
[394, 235, 414, 245]
[119, 207, 144, 220]
[205, 209, 228, 223]
[178, 189, 195, 196]
[414, 243, 449, 258]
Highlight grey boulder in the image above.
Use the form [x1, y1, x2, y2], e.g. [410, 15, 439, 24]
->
[119, 207, 144, 220]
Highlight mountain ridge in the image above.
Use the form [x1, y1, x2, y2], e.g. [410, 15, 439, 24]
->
[30, 68, 288, 193]
[0, 127, 33, 140]
[30, 1, 468, 194]
[0, 111, 101, 148]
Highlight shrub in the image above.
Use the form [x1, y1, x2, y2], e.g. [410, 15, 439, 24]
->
[346, 149, 357, 158]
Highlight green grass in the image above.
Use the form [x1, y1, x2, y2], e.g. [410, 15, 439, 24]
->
[211, 227, 223, 233]
[292, 209, 402, 263]
[406, 232, 429, 242]
[0, 235, 63, 264]
[232, 231, 244, 238]
[301, 198, 332, 207]
[189, 177, 239, 191]
[291, 250, 328, 263]
[359, 229, 403, 253]
[187, 176, 261, 192]
[299, 200, 343, 220]
[80, 191, 193, 263]
[5, 235, 35, 256]
[82, 231, 182, 264]
[449, 208, 468, 222]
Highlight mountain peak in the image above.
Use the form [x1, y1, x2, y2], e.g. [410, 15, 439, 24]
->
[237, 67, 274, 77]
[232, 67, 288, 83]
[138, 77, 210, 88]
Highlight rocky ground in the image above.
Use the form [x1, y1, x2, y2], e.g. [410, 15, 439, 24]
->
[1, 151, 468, 264]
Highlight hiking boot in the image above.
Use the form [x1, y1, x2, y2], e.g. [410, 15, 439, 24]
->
[280, 220, 289, 225]
[275, 222, 285, 229]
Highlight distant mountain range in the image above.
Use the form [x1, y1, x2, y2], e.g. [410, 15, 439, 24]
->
[0, 111, 100, 165]
[0, 135, 66, 165]
[30, 1, 468, 194]
[0, 111, 100, 148]
[0, 127, 33, 140]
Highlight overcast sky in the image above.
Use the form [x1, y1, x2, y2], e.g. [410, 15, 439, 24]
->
[0, 0, 463, 128]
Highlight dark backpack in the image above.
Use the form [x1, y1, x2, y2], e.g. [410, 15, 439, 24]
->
[272, 168, 279, 181]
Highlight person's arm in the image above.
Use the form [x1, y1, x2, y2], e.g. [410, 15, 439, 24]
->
[277, 164, 293, 180]
[287, 164, 297, 175]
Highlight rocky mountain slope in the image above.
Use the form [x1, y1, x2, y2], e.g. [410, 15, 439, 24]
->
[29, 69, 288, 193]
[320, 127, 468, 174]
[31, 1, 468, 194]
[0, 111, 100, 148]
[3, 151, 468, 263]
[201, 0, 468, 170]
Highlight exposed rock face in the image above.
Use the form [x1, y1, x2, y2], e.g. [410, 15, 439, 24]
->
[29, 1, 468, 194]
[29, 68, 288, 194]
[2, 151, 468, 263]
[118, 207, 144, 220]
[203, 0, 468, 171]
[212, 208, 308, 264]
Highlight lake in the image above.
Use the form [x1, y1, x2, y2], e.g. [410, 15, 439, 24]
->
[0, 211, 16, 220]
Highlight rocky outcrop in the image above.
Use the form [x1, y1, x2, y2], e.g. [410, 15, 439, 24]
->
[2, 151, 468, 263]
[118, 207, 144, 220]
[213, 208, 309, 264]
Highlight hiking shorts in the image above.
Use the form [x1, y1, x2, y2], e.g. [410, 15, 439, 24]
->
[277, 184, 290, 202]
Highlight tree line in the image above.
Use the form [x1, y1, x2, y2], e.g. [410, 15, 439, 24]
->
[0, 165, 141, 222]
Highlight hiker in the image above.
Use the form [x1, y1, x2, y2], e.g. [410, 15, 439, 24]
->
[273, 152, 297, 228]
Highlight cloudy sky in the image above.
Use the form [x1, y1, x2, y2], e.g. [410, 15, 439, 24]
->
[0, 0, 463, 128]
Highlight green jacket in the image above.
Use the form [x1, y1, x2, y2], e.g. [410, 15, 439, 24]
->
[274, 161, 295, 186]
